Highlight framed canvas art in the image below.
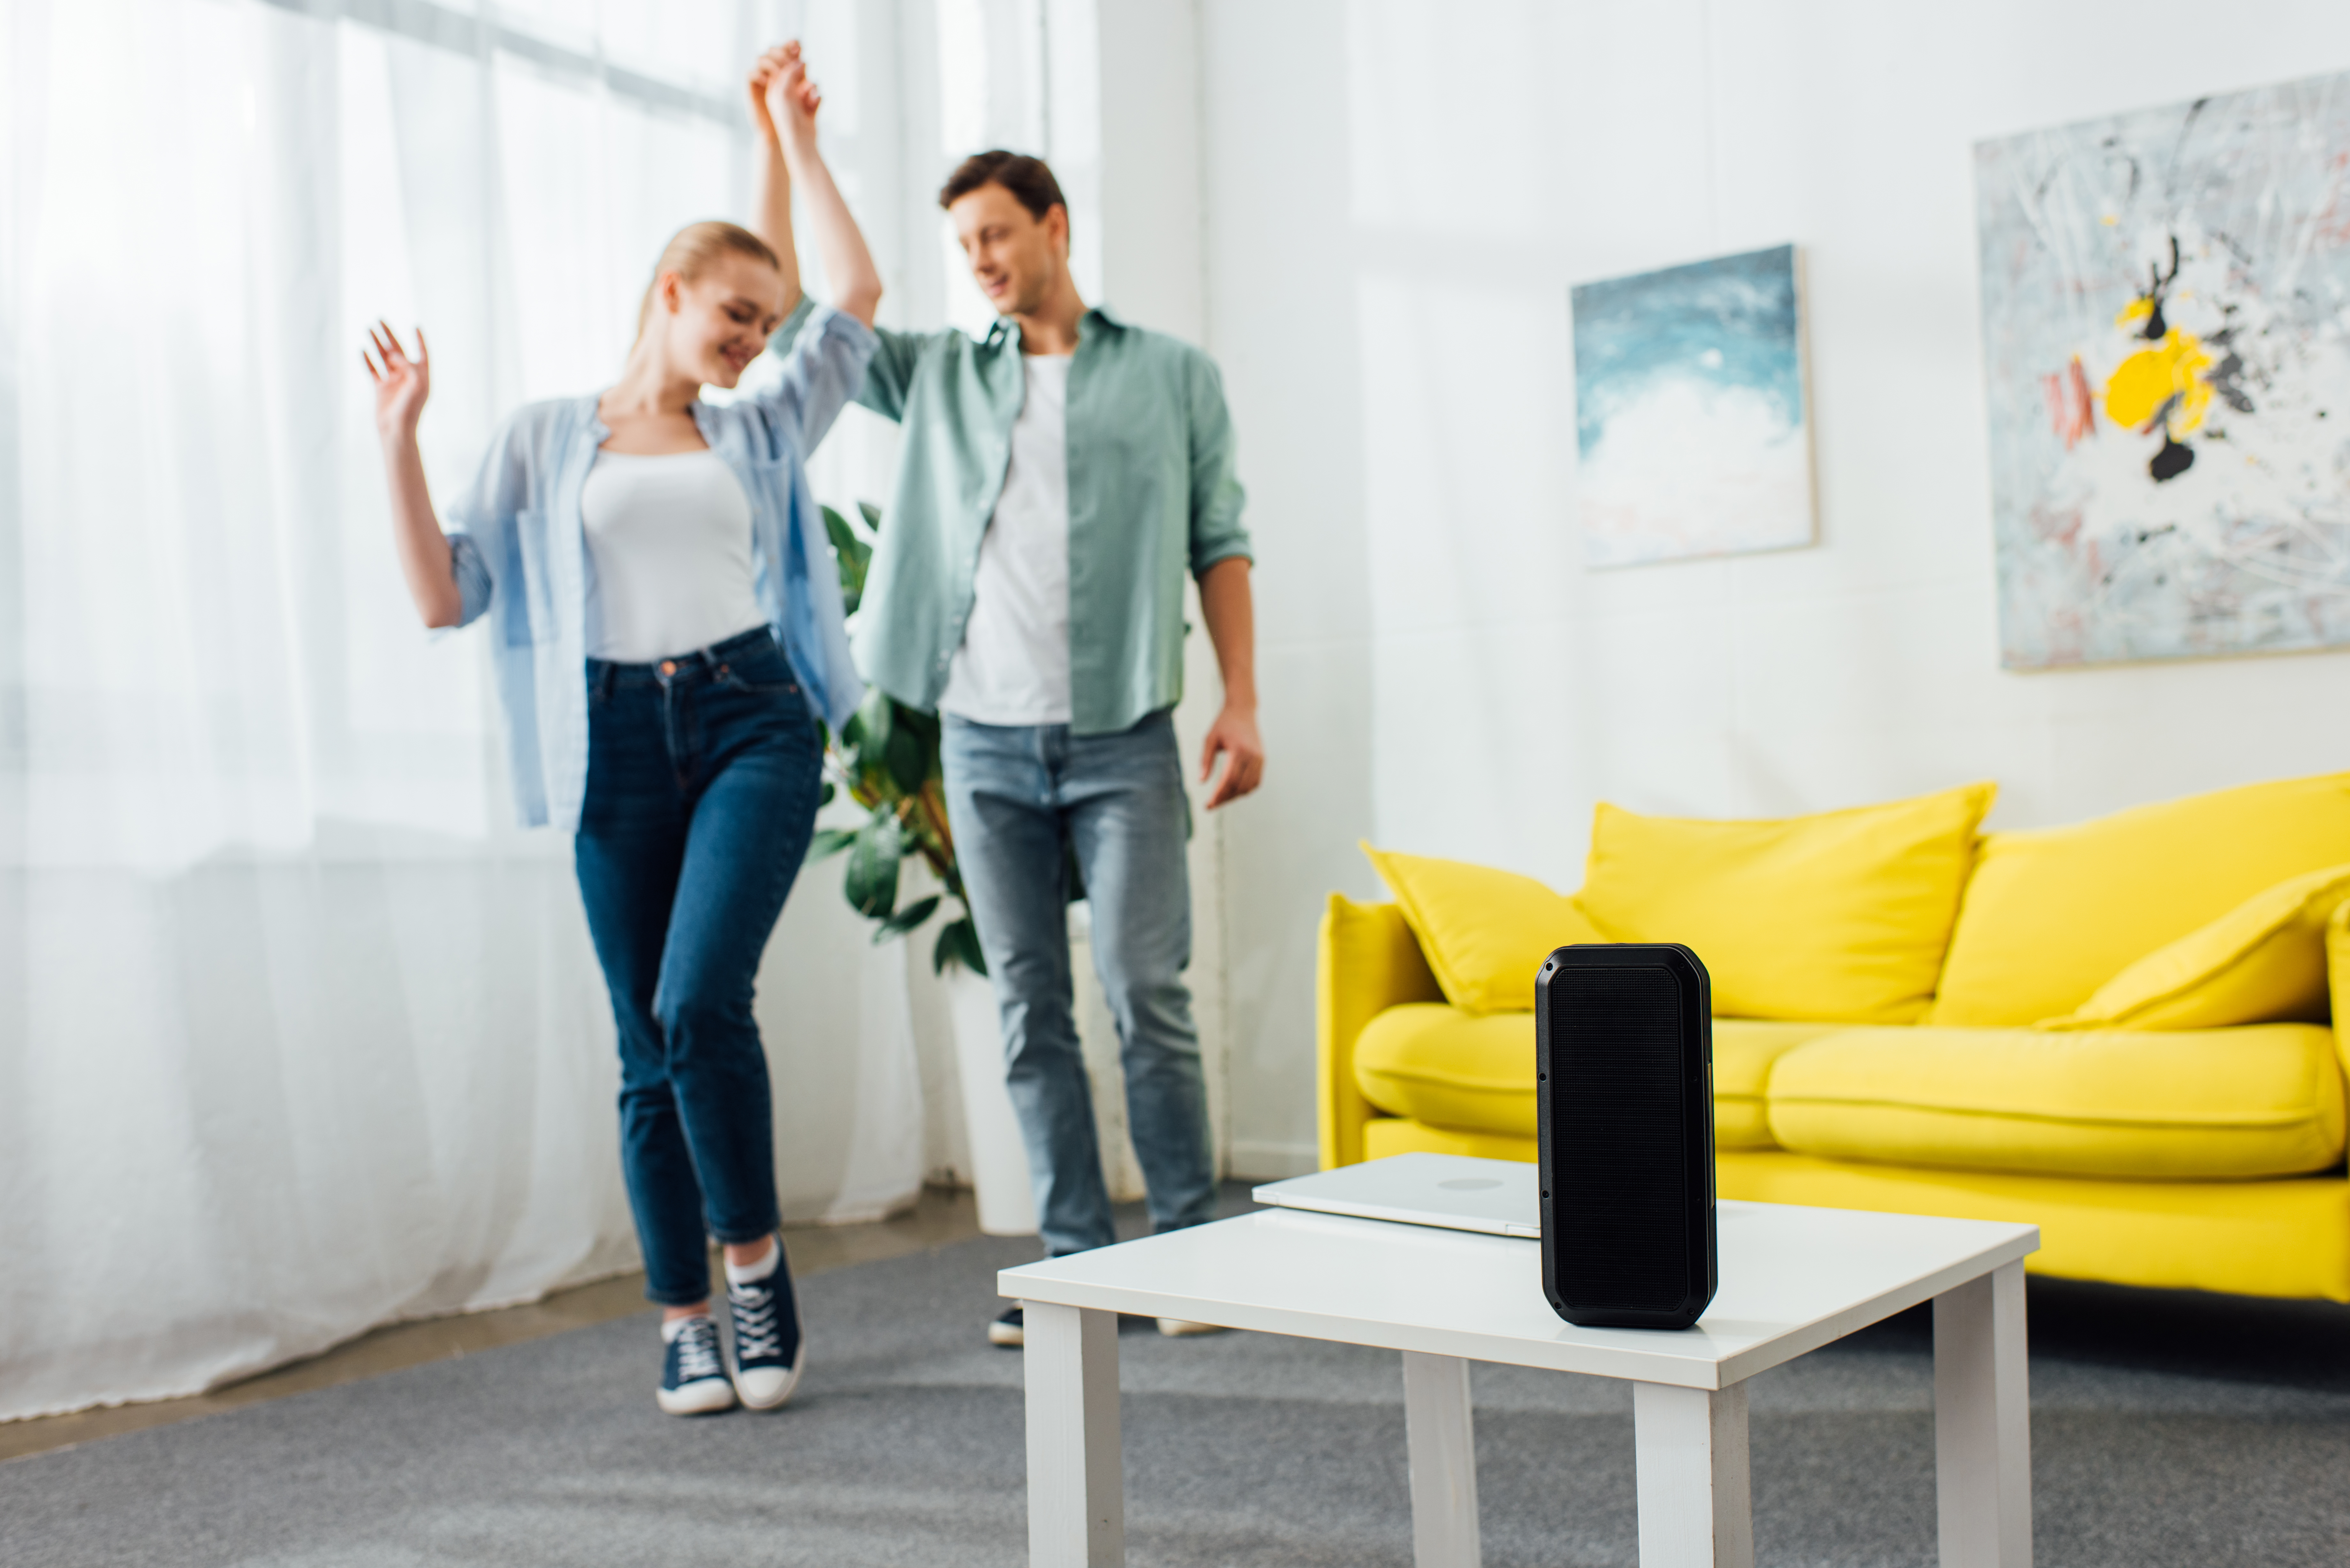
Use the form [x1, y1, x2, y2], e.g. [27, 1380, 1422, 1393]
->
[1976, 71, 2350, 668]
[1571, 243, 1815, 568]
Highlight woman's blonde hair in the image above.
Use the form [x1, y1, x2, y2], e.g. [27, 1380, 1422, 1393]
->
[636, 221, 783, 335]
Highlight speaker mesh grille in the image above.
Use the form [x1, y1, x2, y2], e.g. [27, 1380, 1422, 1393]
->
[1550, 964, 1688, 1311]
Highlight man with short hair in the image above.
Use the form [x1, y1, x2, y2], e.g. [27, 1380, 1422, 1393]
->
[756, 147, 1262, 1346]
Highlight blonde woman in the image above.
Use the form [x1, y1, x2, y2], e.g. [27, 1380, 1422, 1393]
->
[364, 44, 878, 1417]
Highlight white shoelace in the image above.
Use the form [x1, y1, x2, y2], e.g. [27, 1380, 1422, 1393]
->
[729, 1279, 783, 1362]
[672, 1317, 724, 1382]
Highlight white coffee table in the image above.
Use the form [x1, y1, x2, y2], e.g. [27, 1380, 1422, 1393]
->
[998, 1188, 2037, 1568]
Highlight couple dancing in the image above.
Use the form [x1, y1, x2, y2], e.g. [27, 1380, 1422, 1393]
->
[363, 43, 1262, 1416]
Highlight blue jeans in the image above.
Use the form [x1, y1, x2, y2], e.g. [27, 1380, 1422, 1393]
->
[941, 710, 1217, 1257]
[574, 626, 822, 1305]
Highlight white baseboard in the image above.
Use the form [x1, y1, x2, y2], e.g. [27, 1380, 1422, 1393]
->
[1225, 1140, 1319, 1180]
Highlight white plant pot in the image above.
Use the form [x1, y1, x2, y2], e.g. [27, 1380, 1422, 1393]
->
[946, 965, 1039, 1236]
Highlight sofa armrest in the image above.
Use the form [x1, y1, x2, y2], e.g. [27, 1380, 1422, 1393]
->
[1317, 893, 1444, 1169]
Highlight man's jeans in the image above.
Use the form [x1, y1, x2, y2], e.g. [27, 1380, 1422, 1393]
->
[942, 710, 1218, 1257]
[573, 627, 823, 1305]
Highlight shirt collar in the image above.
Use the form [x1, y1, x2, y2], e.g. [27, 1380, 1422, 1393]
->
[986, 303, 1128, 350]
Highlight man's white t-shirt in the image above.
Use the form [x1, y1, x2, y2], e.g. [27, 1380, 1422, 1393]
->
[938, 353, 1073, 725]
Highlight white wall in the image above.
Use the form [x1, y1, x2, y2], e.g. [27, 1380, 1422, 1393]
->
[1199, 0, 2350, 1173]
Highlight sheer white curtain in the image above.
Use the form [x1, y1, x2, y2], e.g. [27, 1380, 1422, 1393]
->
[0, 0, 926, 1420]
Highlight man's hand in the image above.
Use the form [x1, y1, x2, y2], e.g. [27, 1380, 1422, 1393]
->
[748, 46, 784, 141]
[1199, 703, 1264, 810]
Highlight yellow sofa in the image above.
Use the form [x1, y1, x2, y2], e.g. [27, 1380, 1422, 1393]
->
[1321, 779, 2350, 1303]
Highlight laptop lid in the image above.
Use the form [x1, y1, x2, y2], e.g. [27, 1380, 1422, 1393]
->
[1252, 1152, 1540, 1239]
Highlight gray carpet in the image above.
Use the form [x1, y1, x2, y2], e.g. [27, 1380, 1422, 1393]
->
[8, 1205, 2350, 1566]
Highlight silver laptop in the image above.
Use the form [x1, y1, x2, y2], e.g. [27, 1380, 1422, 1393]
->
[1252, 1152, 1540, 1239]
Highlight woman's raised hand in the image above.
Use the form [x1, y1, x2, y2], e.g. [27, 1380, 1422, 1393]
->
[747, 43, 791, 141]
[763, 46, 822, 160]
[363, 322, 430, 443]
[749, 42, 820, 154]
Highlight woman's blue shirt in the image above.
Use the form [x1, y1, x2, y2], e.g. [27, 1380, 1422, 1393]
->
[441, 303, 878, 831]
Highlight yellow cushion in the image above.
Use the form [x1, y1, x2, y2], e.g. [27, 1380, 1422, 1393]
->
[1710, 1020, 1850, 1146]
[2331, 901, 2350, 1086]
[1355, 1004, 1538, 1137]
[1767, 1025, 2347, 1179]
[1575, 783, 1997, 1024]
[2036, 865, 2350, 1031]
[1350, 1004, 1837, 1150]
[1929, 773, 2350, 1027]
[1359, 844, 1606, 1014]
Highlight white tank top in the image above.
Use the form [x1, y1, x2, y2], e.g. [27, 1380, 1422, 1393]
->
[579, 449, 766, 663]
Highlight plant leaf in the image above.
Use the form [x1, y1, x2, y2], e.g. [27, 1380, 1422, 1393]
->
[872, 894, 942, 942]
[843, 814, 904, 918]
[822, 505, 871, 613]
[858, 689, 895, 758]
[807, 826, 858, 861]
[886, 726, 927, 795]
[933, 916, 988, 977]
[859, 499, 883, 532]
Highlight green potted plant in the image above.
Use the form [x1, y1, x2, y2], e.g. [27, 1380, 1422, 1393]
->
[807, 502, 985, 977]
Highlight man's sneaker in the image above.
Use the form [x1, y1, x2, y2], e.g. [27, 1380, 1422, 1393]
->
[725, 1249, 806, 1411]
[1157, 1317, 1227, 1337]
[989, 1306, 1024, 1348]
[658, 1315, 736, 1416]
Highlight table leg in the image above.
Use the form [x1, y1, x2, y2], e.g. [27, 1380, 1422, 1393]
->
[1401, 1350, 1481, 1567]
[1934, 1260, 2032, 1568]
[1632, 1381, 1753, 1568]
[1023, 1302, 1123, 1567]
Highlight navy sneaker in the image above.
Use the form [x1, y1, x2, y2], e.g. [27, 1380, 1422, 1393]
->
[726, 1246, 805, 1411]
[658, 1315, 735, 1416]
[989, 1306, 1024, 1347]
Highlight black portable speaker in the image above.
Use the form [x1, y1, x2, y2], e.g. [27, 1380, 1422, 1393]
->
[1536, 943, 1717, 1330]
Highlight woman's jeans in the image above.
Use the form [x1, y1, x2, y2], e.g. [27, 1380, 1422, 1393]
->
[941, 709, 1218, 1258]
[574, 627, 822, 1306]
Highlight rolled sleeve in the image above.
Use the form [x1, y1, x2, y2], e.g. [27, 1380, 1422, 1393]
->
[439, 409, 536, 632]
[754, 303, 880, 453]
[1185, 352, 1252, 576]
[448, 532, 495, 627]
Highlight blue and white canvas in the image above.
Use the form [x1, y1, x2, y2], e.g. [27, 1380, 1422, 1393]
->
[1977, 71, 2350, 668]
[1571, 244, 1814, 568]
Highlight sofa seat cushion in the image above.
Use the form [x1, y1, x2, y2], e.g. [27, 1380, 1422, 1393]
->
[1351, 1005, 1838, 1149]
[1768, 1025, 2347, 1179]
[1710, 1020, 1853, 1145]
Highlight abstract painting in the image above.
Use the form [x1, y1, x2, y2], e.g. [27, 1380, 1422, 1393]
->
[1571, 244, 1814, 568]
[1977, 71, 2350, 668]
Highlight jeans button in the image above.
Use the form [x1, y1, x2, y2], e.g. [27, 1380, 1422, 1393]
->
[659, 660, 677, 676]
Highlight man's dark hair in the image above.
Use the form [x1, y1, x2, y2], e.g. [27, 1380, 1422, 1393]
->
[939, 150, 1067, 229]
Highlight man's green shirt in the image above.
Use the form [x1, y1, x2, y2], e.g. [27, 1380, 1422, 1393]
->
[814, 302, 1251, 735]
